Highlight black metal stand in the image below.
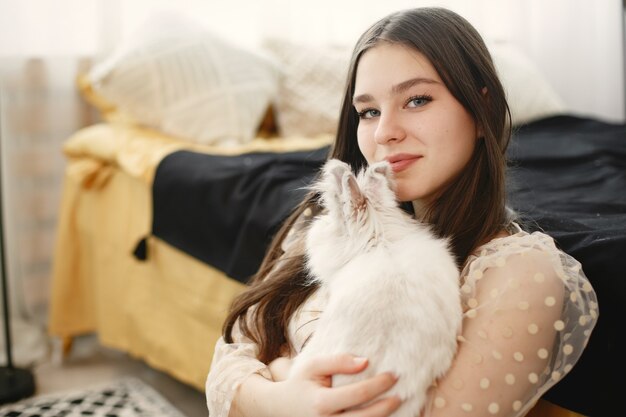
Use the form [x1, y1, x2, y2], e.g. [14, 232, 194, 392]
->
[0, 85, 36, 404]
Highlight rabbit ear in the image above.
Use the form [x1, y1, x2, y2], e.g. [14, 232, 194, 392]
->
[342, 170, 365, 209]
[371, 160, 391, 178]
[365, 160, 395, 192]
[321, 159, 351, 187]
[316, 159, 353, 212]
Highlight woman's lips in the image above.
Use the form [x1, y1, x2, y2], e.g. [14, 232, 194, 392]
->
[385, 154, 422, 173]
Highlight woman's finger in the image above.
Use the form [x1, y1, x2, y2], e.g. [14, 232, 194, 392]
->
[268, 357, 293, 381]
[340, 395, 402, 417]
[297, 354, 369, 379]
[325, 372, 398, 412]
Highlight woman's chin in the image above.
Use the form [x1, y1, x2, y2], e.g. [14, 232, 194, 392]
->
[394, 188, 426, 203]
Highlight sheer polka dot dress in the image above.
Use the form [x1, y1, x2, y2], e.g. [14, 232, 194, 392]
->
[205, 225, 598, 417]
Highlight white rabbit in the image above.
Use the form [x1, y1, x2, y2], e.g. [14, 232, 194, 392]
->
[292, 158, 462, 416]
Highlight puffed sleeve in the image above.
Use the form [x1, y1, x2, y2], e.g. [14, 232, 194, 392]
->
[205, 317, 273, 417]
[423, 232, 598, 417]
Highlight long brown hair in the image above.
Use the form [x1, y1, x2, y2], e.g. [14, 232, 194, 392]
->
[223, 7, 512, 364]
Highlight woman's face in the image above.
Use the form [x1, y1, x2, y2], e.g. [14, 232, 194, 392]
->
[354, 42, 478, 203]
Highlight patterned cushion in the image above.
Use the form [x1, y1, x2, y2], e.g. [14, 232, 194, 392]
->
[87, 15, 279, 146]
[262, 39, 352, 137]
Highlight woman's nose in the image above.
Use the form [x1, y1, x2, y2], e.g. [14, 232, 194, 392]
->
[374, 112, 406, 144]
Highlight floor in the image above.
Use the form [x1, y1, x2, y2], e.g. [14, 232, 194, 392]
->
[32, 334, 208, 417]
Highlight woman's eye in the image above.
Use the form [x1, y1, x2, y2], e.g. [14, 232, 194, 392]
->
[406, 95, 432, 108]
[357, 108, 380, 119]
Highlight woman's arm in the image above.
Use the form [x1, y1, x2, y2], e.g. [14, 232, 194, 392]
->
[206, 333, 272, 417]
[207, 324, 401, 417]
[423, 245, 597, 417]
[231, 354, 401, 417]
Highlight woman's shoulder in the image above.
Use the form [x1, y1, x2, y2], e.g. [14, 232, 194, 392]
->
[466, 223, 571, 274]
[462, 223, 598, 321]
[462, 226, 562, 293]
[479, 222, 559, 251]
[462, 223, 590, 296]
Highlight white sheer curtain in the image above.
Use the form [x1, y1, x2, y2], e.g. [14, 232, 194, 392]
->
[95, 0, 624, 122]
[0, 0, 623, 116]
[0, 0, 100, 367]
[0, 0, 623, 367]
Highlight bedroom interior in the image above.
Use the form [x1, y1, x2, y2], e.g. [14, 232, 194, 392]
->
[0, 0, 624, 416]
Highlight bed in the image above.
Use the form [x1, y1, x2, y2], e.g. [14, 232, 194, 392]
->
[47, 16, 624, 416]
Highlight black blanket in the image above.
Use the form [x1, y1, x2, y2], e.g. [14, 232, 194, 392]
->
[146, 115, 625, 415]
[150, 146, 329, 281]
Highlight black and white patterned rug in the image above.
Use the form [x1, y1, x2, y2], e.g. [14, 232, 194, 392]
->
[0, 377, 188, 417]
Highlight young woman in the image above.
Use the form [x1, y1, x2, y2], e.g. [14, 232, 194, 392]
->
[206, 8, 598, 417]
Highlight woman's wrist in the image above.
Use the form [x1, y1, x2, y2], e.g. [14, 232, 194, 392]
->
[231, 373, 281, 417]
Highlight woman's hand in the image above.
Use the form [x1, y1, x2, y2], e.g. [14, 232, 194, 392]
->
[268, 353, 402, 417]
[268, 356, 293, 381]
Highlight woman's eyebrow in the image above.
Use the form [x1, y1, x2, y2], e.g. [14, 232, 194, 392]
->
[392, 77, 439, 94]
[353, 93, 374, 105]
[353, 77, 439, 105]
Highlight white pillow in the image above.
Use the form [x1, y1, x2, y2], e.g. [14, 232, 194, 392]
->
[88, 14, 279, 146]
[489, 43, 566, 126]
[262, 39, 352, 137]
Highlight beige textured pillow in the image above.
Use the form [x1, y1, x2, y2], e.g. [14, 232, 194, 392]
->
[88, 19, 279, 146]
[263, 39, 352, 137]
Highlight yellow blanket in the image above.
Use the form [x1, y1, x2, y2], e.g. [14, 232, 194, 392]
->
[49, 123, 332, 390]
